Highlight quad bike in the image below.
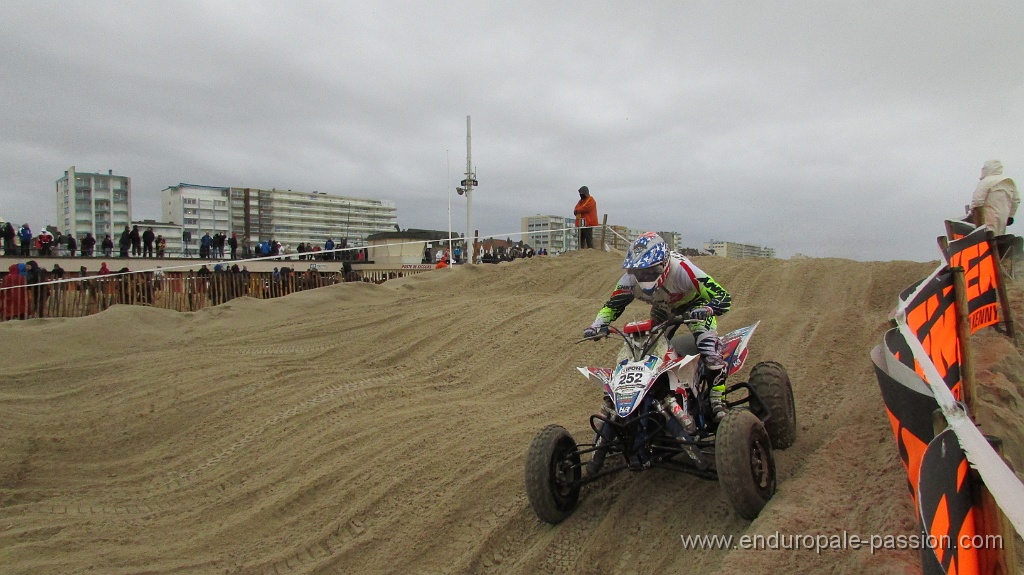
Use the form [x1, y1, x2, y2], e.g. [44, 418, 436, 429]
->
[525, 316, 796, 524]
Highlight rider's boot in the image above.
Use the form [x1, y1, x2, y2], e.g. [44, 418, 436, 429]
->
[705, 355, 728, 423]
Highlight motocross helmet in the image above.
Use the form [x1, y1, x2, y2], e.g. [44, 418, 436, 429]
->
[622, 232, 669, 295]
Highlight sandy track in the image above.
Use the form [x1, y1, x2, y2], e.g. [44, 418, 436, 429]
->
[1, 250, 1020, 575]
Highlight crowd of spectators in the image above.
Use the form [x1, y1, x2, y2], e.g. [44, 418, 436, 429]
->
[1, 222, 367, 263]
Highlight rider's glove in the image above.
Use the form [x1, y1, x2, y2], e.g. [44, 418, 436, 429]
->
[688, 306, 715, 321]
[583, 323, 609, 339]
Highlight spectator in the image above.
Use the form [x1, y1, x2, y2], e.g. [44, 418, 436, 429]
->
[118, 226, 131, 258]
[101, 234, 114, 257]
[25, 260, 48, 318]
[1, 221, 16, 255]
[182, 230, 193, 257]
[142, 227, 155, 257]
[153, 266, 165, 291]
[129, 225, 142, 257]
[80, 233, 95, 257]
[213, 232, 225, 259]
[156, 235, 166, 258]
[200, 232, 212, 259]
[66, 233, 77, 258]
[228, 233, 238, 259]
[574, 186, 598, 249]
[18, 223, 32, 256]
[970, 160, 1020, 236]
[38, 228, 54, 256]
[324, 238, 335, 261]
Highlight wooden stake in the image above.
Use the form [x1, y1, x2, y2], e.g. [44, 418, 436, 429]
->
[951, 267, 977, 416]
[972, 436, 1017, 575]
[599, 213, 608, 250]
[937, 236, 950, 261]
[987, 231, 1018, 345]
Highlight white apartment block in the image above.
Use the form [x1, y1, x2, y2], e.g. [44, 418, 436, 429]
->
[56, 166, 131, 241]
[161, 184, 232, 245]
[228, 188, 397, 249]
[521, 215, 578, 253]
[704, 240, 776, 259]
[162, 184, 398, 252]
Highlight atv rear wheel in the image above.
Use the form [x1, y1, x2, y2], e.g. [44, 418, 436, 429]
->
[749, 361, 797, 449]
[525, 424, 581, 524]
[716, 409, 776, 520]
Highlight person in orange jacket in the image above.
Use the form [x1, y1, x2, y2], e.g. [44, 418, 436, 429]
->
[574, 185, 598, 249]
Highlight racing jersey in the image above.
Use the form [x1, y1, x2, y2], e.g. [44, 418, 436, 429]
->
[594, 253, 731, 325]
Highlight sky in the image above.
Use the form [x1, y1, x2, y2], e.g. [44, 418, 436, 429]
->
[2, 1, 1022, 262]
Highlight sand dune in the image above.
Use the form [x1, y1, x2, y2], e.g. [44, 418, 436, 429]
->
[1, 250, 1021, 575]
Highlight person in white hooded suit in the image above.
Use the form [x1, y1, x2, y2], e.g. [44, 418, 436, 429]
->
[970, 160, 1020, 236]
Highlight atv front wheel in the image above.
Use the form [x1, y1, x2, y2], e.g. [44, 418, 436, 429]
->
[525, 424, 581, 524]
[716, 409, 776, 520]
[749, 361, 797, 449]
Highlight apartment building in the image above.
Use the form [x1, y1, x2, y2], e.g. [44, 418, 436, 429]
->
[56, 166, 131, 241]
[704, 240, 776, 259]
[227, 188, 397, 249]
[162, 184, 398, 253]
[161, 184, 232, 246]
[521, 215, 578, 253]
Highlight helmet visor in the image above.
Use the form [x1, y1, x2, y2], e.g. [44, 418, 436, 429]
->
[629, 264, 664, 283]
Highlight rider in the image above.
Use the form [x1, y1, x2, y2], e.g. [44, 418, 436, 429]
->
[583, 232, 732, 422]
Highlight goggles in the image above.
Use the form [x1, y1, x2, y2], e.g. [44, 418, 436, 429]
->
[629, 264, 664, 283]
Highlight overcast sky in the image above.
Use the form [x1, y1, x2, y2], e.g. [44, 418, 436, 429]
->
[2, 2, 1022, 261]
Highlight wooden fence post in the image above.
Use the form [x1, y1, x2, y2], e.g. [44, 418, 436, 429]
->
[987, 231, 1018, 345]
[972, 436, 1017, 575]
[951, 266, 977, 416]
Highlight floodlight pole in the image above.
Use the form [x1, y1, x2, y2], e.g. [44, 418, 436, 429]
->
[464, 115, 475, 264]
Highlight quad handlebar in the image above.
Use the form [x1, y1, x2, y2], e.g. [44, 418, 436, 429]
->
[577, 316, 702, 344]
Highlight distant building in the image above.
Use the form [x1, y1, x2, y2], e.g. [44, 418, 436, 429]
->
[227, 187, 397, 249]
[521, 215, 577, 254]
[704, 240, 775, 259]
[162, 184, 231, 247]
[162, 184, 398, 254]
[56, 166, 131, 242]
[606, 225, 642, 250]
[657, 231, 683, 252]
